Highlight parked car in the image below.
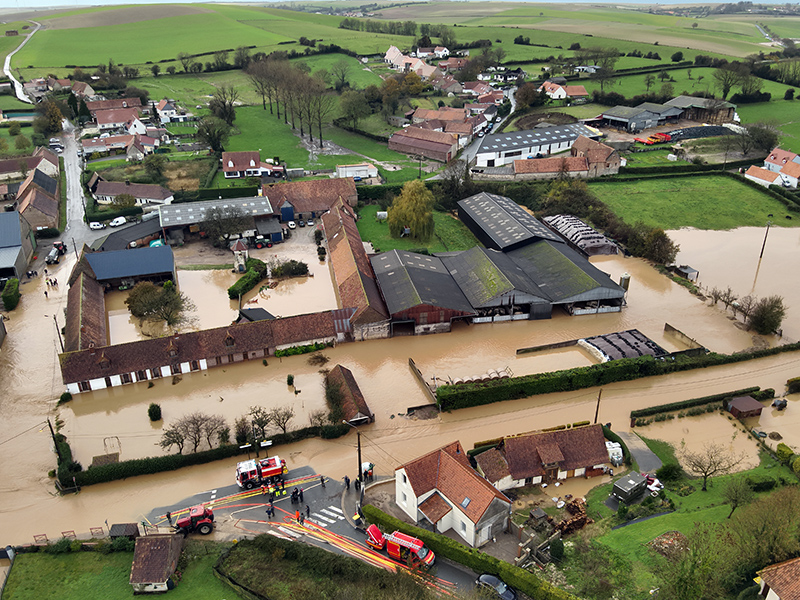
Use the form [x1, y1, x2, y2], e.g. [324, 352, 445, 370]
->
[475, 574, 516, 600]
[298, 219, 306, 227]
[89, 222, 106, 230]
[109, 217, 127, 227]
[287, 221, 297, 229]
[45, 247, 61, 265]
[306, 219, 314, 227]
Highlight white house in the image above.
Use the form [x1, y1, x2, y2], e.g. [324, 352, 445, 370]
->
[395, 441, 511, 548]
[744, 165, 782, 188]
[156, 99, 178, 123]
[474, 424, 610, 491]
[125, 117, 147, 136]
[434, 46, 450, 59]
[758, 556, 800, 600]
[336, 163, 378, 179]
[764, 147, 799, 173]
[384, 45, 404, 67]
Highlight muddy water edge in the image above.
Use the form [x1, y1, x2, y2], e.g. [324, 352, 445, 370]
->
[1, 248, 798, 545]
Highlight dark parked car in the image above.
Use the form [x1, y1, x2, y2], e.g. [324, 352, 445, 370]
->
[475, 574, 517, 600]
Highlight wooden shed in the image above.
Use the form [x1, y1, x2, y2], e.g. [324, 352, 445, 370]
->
[726, 395, 764, 419]
[129, 534, 184, 593]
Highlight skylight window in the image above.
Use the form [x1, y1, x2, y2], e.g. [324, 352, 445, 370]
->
[461, 497, 471, 508]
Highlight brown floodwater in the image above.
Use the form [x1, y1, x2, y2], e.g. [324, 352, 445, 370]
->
[1, 249, 798, 545]
[669, 226, 800, 341]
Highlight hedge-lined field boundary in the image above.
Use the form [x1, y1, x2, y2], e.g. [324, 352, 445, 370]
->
[630, 386, 767, 419]
[436, 343, 800, 411]
[362, 505, 577, 600]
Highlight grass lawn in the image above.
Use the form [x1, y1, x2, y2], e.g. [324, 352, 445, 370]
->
[737, 100, 800, 154]
[3, 541, 237, 600]
[0, 94, 34, 112]
[623, 149, 680, 167]
[357, 204, 479, 253]
[589, 175, 800, 230]
[227, 105, 310, 167]
[292, 54, 382, 89]
[0, 126, 36, 157]
[322, 126, 408, 163]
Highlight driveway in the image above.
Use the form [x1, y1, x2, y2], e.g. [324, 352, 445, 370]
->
[615, 431, 662, 474]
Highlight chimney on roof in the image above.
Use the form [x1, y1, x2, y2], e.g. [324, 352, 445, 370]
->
[125, 180, 130, 186]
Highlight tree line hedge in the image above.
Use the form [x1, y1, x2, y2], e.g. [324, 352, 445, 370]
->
[2, 278, 20, 310]
[227, 268, 262, 299]
[362, 505, 577, 600]
[58, 423, 349, 488]
[617, 157, 757, 175]
[602, 425, 632, 466]
[85, 203, 143, 223]
[436, 344, 800, 411]
[630, 386, 761, 418]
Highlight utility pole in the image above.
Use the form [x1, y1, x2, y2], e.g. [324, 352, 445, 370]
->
[54, 314, 64, 352]
[72, 238, 79, 260]
[593, 389, 603, 424]
[759, 221, 771, 259]
[48, 418, 63, 464]
[344, 421, 362, 483]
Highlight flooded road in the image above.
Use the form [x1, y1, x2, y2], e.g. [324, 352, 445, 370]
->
[1, 243, 798, 545]
[670, 226, 800, 340]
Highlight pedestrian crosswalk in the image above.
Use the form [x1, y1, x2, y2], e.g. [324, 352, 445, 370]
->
[310, 505, 345, 527]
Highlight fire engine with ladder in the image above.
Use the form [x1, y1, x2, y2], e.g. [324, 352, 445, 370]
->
[235, 455, 288, 489]
[365, 524, 435, 568]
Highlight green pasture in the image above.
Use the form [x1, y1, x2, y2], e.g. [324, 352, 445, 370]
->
[0, 22, 31, 65]
[737, 100, 800, 154]
[3, 541, 236, 600]
[292, 54, 383, 89]
[0, 95, 34, 111]
[0, 125, 35, 157]
[579, 67, 796, 101]
[589, 175, 799, 230]
[623, 149, 679, 167]
[711, 14, 800, 41]
[321, 126, 407, 163]
[225, 105, 310, 166]
[136, 70, 261, 108]
[357, 204, 479, 254]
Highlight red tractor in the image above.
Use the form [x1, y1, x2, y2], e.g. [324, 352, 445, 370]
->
[174, 505, 215, 536]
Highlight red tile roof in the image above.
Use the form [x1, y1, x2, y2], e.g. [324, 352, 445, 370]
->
[759, 557, 800, 600]
[746, 165, 781, 184]
[571, 136, 617, 164]
[398, 441, 510, 524]
[502, 424, 609, 480]
[95, 181, 172, 201]
[65, 271, 108, 352]
[323, 199, 388, 324]
[326, 364, 373, 423]
[85, 98, 141, 113]
[765, 147, 799, 168]
[130, 534, 183, 585]
[564, 85, 589, 97]
[474, 448, 510, 483]
[514, 156, 588, 174]
[95, 107, 140, 125]
[418, 492, 453, 523]
[222, 151, 261, 173]
[264, 178, 357, 214]
[391, 127, 457, 146]
[780, 161, 800, 179]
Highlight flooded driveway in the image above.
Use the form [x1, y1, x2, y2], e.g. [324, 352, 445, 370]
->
[1, 245, 799, 545]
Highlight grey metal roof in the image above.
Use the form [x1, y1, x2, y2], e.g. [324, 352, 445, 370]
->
[440, 247, 549, 308]
[602, 106, 651, 120]
[0, 211, 23, 248]
[93, 219, 162, 252]
[636, 102, 682, 117]
[159, 197, 273, 228]
[85, 246, 174, 281]
[0, 246, 22, 270]
[31, 170, 58, 196]
[255, 217, 283, 235]
[506, 240, 624, 304]
[238, 308, 275, 322]
[543, 215, 617, 253]
[665, 95, 735, 110]
[370, 249, 474, 315]
[458, 192, 561, 249]
[478, 124, 598, 154]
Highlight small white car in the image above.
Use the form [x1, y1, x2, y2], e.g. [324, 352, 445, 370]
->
[287, 221, 297, 229]
[109, 216, 127, 227]
[89, 222, 106, 230]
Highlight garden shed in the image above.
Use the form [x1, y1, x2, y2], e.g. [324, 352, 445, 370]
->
[726, 395, 763, 419]
[129, 534, 184, 594]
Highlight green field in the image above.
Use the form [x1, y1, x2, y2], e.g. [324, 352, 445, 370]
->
[0, 125, 35, 157]
[0, 95, 34, 111]
[580, 67, 796, 101]
[622, 149, 679, 167]
[589, 175, 800, 230]
[737, 100, 800, 154]
[2, 541, 237, 600]
[357, 204, 479, 253]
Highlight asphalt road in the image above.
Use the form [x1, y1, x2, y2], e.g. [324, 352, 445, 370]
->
[146, 466, 478, 595]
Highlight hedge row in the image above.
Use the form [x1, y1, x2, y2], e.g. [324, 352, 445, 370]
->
[59, 423, 349, 488]
[617, 157, 757, 175]
[173, 186, 260, 204]
[332, 119, 390, 143]
[788, 377, 800, 394]
[85, 203, 143, 223]
[436, 343, 800, 411]
[274, 341, 329, 358]
[362, 505, 576, 600]
[630, 386, 760, 418]
[227, 268, 263, 299]
[1, 278, 20, 310]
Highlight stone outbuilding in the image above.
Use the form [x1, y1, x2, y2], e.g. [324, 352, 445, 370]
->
[326, 364, 374, 425]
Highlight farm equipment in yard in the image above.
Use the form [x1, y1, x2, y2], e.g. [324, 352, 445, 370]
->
[174, 505, 215, 536]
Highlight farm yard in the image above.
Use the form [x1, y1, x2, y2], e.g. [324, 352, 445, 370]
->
[589, 175, 800, 231]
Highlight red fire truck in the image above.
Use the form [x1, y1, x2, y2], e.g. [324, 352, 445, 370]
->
[235, 455, 288, 489]
[365, 524, 435, 568]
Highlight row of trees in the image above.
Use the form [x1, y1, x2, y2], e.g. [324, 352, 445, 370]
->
[159, 404, 298, 454]
[707, 286, 787, 334]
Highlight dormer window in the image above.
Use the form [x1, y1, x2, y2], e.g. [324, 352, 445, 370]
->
[249, 159, 255, 167]
[225, 334, 235, 347]
[99, 357, 110, 369]
[169, 349, 177, 357]
[228, 161, 234, 167]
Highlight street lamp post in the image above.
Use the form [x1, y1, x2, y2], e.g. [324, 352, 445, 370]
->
[343, 421, 362, 483]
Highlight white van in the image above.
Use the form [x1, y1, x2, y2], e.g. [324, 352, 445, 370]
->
[109, 216, 127, 227]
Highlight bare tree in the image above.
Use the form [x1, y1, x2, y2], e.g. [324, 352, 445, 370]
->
[708, 287, 722, 305]
[723, 477, 754, 519]
[309, 409, 327, 428]
[713, 64, 746, 99]
[160, 424, 186, 454]
[330, 59, 352, 91]
[719, 286, 738, 310]
[249, 406, 271, 439]
[310, 87, 337, 149]
[247, 58, 279, 113]
[181, 412, 207, 453]
[682, 442, 745, 491]
[209, 85, 239, 126]
[177, 52, 193, 73]
[269, 406, 295, 434]
[203, 414, 228, 448]
[737, 294, 757, 319]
